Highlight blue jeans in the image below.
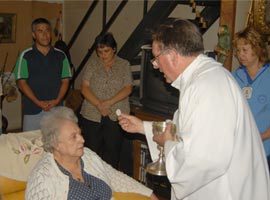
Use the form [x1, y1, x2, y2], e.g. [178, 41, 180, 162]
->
[23, 111, 47, 131]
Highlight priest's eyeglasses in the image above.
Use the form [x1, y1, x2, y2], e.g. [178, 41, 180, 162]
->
[151, 49, 170, 67]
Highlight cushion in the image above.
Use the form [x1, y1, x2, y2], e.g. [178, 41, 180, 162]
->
[0, 130, 44, 181]
[113, 192, 150, 200]
[2, 190, 25, 200]
[0, 176, 26, 194]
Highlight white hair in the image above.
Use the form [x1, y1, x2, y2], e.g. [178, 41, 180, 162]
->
[40, 106, 78, 152]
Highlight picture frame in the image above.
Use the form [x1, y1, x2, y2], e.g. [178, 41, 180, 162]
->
[0, 13, 17, 43]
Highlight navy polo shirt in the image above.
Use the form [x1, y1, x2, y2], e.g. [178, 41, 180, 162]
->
[14, 45, 72, 115]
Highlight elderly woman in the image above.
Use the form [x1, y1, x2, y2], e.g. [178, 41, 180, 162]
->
[80, 32, 133, 169]
[26, 106, 157, 200]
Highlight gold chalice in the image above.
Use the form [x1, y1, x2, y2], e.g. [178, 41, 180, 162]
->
[146, 121, 176, 176]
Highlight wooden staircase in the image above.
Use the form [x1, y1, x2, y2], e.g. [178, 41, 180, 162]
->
[118, 0, 221, 64]
[69, 0, 222, 85]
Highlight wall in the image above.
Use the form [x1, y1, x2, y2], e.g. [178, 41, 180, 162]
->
[0, 1, 62, 131]
[232, 0, 251, 71]
[63, 1, 150, 88]
[0, 0, 252, 131]
[63, 0, 250, 89]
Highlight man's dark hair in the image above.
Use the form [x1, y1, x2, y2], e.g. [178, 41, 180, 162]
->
[152, 19, 204, 56]
[95, 32, 117, 52]
[31, 18, 51, 32]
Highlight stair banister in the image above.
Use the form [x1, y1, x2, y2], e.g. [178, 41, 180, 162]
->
[67, 0, 99, 50]
[71, 0, 128, 84]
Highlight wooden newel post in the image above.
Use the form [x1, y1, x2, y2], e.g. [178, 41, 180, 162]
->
[219, 0, 236, 71]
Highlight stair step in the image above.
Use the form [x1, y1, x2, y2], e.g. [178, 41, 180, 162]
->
[132, 71, 141, 80]
[176, 0, 220, 7]
[129, 56, 142, 66]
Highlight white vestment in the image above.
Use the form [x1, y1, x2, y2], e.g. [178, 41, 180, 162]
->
[144, 54, 270, 200]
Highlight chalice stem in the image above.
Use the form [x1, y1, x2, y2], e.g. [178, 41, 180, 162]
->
[159, 146, 164, 158]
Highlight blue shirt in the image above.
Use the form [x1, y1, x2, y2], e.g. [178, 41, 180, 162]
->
[56, 159, 112, 200]
[232, 63, 270, 156]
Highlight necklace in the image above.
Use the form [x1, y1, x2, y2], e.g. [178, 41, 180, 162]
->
[76, 177, 91, 188]
[76, 177, 82, 182]
[76, 178, 82, 182]
[54, 158, 91, 188]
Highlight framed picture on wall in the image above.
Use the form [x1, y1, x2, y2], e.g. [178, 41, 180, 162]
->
[0, 13, 17, 43]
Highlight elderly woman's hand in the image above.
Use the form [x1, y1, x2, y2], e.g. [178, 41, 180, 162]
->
[150, 193, 159, 200]
[261, 127, 270, 141]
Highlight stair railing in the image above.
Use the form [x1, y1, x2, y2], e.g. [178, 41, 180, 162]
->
[70, 0, 128, 85]
[102, 0, 107, 28]
[67, 0, 98, 50]
[67, 0, 219, 85]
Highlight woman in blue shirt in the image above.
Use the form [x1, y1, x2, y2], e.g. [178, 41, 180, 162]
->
[232, 27, 270, 169]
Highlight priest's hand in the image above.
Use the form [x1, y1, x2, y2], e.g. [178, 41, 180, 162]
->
[153, 123, 175, 146]
[118, 113, 144, 134]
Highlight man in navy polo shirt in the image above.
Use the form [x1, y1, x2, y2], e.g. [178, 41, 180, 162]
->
[14, 18, 72, 131]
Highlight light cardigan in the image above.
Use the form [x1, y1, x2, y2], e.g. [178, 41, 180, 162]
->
[26, 148, 152, 200]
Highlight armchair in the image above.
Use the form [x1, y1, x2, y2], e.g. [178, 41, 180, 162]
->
[0, 130, 150, 200]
